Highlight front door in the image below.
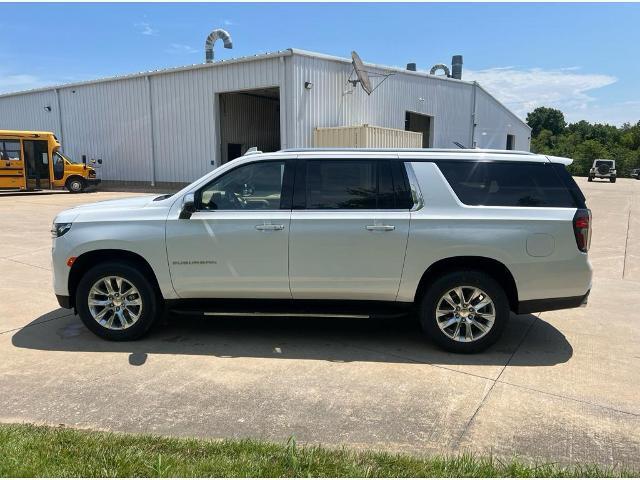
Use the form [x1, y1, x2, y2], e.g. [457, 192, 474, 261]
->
[166, 159, 294, 298]
[23, 140, 50, 190]
[289, 157, 412, 301]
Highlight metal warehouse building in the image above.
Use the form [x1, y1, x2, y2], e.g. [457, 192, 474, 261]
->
[0, 48, 531, 185]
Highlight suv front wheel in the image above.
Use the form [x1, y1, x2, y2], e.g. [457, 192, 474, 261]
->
[419, 270, 509, 353]
[76, 262, 160, 341]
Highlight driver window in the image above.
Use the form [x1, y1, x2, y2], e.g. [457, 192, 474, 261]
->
[199, 161, 285, 211]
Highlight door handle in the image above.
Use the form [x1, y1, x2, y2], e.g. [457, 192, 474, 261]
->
[255, 224, 285, 231]
[365, 225, 395, 231]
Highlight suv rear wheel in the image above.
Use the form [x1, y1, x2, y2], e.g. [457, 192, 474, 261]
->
[76, 262, 159, 341]
[419, 270, 509, 353]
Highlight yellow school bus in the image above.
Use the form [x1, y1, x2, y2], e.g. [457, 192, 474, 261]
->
[0, 130, 100, 192]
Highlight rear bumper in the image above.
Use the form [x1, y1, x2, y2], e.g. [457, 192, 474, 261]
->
[516, 290, 590, 314]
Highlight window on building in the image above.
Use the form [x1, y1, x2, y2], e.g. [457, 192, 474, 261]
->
[506, 134, 516, 150]
[437, 161, 576, 208]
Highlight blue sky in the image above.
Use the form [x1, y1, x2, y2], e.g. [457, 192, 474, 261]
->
[1, 2, 638, 125]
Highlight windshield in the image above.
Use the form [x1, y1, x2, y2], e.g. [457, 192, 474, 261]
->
[56, 150, 81, 164]
[595, 160, 614, 167]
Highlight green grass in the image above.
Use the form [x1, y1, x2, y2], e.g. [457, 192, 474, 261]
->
[0, 423, 635, 477]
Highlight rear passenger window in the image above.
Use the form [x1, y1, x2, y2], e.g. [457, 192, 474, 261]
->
[303, 160, 413, 210]
[437, 161, 576, 208]
[306, 160, 377, 209]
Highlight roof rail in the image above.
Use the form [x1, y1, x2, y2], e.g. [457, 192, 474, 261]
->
[280, 147, 536, 155]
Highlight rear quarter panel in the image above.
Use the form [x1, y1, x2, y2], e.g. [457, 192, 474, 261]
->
[397, 162, 592, 303]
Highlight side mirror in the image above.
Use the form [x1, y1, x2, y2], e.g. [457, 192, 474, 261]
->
[179, 193, 196, 219]
[97, 159, 103, 165]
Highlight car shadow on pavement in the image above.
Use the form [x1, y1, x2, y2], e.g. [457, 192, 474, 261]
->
[11, 308, 573, 367]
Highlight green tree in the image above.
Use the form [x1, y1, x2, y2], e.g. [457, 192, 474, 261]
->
[571, 140, 609, 176]
[526, 107, 567, 136]
[526, 107, 639, 178]
[530, 129, 555, 154]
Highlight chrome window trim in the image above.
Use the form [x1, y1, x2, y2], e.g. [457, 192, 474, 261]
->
[404, 162, 424, 211]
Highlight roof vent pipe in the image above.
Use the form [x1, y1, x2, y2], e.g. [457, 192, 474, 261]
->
[451, 55, 463, 80]
[205, 29, 233, 63]
[429, 63, 451, 77]
[406, 62, 417, 71]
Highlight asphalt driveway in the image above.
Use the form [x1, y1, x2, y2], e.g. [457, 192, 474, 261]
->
[1, 179, 639, 468]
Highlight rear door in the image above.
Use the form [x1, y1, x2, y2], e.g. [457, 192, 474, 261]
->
[289, 155, 412, 301]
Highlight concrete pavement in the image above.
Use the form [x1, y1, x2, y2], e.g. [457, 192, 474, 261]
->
[1, 180, 639, 468]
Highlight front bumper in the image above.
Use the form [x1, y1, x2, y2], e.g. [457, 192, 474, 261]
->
[86, 178, 101, 186]
[516, 290, 590, 314]
[56, 294, 72, 309]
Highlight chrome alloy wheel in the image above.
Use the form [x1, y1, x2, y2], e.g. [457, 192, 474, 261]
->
[88, 276, 143, 330]
[435, 286, 495, 343]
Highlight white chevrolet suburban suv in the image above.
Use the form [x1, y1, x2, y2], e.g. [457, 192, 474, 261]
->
[52, 149, 592, 353]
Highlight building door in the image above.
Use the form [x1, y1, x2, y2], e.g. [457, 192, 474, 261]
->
[23, 140, 50, 190]
[506, 134, 516, 150]
[289, 158, 411, 301]
[405, 111, 433, 148]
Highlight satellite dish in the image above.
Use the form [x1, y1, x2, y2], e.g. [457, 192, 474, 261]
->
[350, 51, 373, 95]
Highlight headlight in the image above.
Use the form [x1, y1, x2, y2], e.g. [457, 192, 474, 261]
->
[51, 222, 72, 238]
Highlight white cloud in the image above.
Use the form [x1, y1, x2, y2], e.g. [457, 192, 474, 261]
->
[165, 43, 198, 55]
[463, 66, 632, 125]
[223, 19, 235, 26]
[135, 21, 157, 36]
[0, 72, 45, 94]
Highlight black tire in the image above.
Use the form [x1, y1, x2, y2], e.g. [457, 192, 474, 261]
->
[66, 177, 86, 193]
[588, 176, 593, 182]
[76, 262, 160, 341]
[610, 177, 616, 183]
[419, 270, 510, 353]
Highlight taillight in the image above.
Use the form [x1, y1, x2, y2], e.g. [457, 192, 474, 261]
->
[573, 209, 592, 253]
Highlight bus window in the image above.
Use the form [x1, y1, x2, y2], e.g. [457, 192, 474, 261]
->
[0, 140, 21, 161]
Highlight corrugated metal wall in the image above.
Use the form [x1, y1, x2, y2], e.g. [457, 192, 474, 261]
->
[0, 55, 286, 183]
[0, 90, 60, 134]
[474, 86, 531, 150]
[58, 77, 153, 182]
[0, 50, 531, 183]
[149, 57, 284, 182]
[289, 54, 475, 150]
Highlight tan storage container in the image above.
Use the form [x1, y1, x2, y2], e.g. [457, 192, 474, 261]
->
[313, 124, 422, 148]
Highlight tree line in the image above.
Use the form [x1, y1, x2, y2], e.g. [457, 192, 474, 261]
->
[526, 107, 640, 177]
